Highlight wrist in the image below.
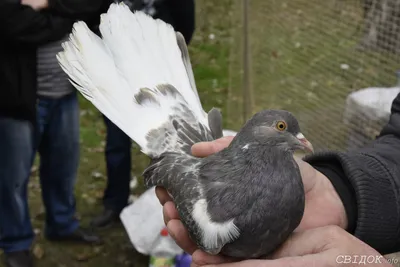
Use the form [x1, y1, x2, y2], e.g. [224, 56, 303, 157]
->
[320, 172, 348, 229]
[312, 163, 357, 233]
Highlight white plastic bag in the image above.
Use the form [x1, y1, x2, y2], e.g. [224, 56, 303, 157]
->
[120, 186, 183, 256]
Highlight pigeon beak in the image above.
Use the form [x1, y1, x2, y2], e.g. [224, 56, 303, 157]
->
[296, 133, 314, 153]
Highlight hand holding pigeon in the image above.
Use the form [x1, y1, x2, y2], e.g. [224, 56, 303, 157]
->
[158, 137, 348, 262]
[58, 3, 315, 259]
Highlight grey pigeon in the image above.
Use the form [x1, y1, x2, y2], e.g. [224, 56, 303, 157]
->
[56, 3, 313, 259]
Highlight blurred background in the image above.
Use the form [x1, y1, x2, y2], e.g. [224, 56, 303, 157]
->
[2, 0, 399, 266]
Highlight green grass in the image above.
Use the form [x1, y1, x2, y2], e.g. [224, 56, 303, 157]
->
[2, 0, 400, 266]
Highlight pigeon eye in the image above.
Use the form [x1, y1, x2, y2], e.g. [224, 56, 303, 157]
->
[276, 121, 287, 131]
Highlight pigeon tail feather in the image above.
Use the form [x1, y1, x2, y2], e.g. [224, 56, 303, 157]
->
[57, 2, 212, 158]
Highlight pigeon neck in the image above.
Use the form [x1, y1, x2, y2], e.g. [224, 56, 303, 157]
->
[230, 134, 294, 155]
[252, 143, 292, 156]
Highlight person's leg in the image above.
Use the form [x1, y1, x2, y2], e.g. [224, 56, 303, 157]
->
[36, 92, 100, 243]
[91, 115, 132, 228]
[102, 116, 132, 212]
[36, 92, 79, 237]
[0, 116, 35, 266]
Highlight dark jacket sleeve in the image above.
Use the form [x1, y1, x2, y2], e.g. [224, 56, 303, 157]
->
[0, 0, 73, 45]
[304, 93, 400, 255]
[48, 0, 107, 21]
[166, 0, 195, 44]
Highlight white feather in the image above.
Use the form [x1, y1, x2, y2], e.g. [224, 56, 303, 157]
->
[57, 2, 208, 156]
[192, 199, 240, 253]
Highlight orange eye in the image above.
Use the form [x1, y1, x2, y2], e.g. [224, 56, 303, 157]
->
[276, 121, 287, 131]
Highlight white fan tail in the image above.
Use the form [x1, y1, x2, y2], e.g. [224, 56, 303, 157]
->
[57, 2, 209, 157]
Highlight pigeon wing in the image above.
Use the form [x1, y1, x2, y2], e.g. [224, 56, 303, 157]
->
[143, 152, 207, 250]
[145, 150, 248, 255]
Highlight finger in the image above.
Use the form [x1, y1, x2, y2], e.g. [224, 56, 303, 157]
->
[163, 201, 180, 225]
[155, 186, 172, 205]
[192, 250, 235, 266]
[191, 136, 234, 157]
[271, 226, 339, 259]
[167, 219, 198, 254]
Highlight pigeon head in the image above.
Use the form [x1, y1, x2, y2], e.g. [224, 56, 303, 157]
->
[234, 110, 314, 153]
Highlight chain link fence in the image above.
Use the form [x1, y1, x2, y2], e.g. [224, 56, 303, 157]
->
[226, 0, 400, 152]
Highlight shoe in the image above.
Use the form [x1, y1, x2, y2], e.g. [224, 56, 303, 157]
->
[90, 209, 120, 229]
[4, 250, 33, 267]
[47, 227, 103, 245]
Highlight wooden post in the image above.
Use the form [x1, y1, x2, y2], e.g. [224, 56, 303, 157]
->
[242, 0, 254, 122]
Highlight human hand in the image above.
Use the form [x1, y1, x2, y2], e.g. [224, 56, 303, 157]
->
[21, 0, 48, 10]
[293, 157, 348, 231]
[192, 226, 391, 267]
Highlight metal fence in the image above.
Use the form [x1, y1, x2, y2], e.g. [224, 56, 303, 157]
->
[224, 0, 400, 152]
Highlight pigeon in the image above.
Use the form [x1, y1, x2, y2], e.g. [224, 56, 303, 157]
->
[56, 3, 313, 259]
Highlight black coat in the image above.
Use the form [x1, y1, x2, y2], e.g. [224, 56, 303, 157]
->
[93, 0, 196, 43]
[0, 0, 104, 123]
[0, 0, 195, 124]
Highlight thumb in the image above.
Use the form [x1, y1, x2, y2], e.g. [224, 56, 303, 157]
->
[191, 136, 234, 157]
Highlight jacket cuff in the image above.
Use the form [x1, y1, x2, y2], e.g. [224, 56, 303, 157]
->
[48, 0, 56, 9]
[304, 151, 399, 253]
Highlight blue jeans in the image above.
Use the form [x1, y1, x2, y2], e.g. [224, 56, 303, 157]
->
[0, 117, 34, 253]
[0, 92, 80, 252]
[102, 116, 131, 213]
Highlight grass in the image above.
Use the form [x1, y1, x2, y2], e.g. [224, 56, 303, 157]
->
[2, 0, 400, 266]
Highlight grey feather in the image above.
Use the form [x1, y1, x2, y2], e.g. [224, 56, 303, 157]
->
[141, 84, 214, 157]
[176, 32, 199, 100]
[207, 108, 224, 139]
[134, 87, 160, 105]
[143, 153, 205, 249]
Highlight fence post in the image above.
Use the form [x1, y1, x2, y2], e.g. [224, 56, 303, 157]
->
[242, 0, 254, 122]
